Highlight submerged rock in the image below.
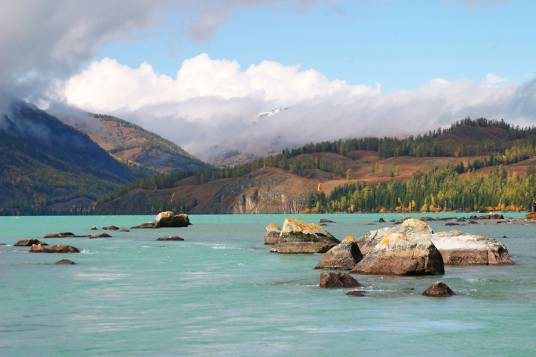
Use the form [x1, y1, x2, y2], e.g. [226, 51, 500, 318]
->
[271, 218, 339, 254]
[44, 232, 76, 238]
[14, 239, 47, 247]
[430, 231, 512, 265]
[315, 236, 363, 270]
[89, 233, 112, 239]
[90, 226, 98, 230]
[319, 218, 336, 223]
[132, 222, 156, 229]
[29, 244, 80, 253]
[55, 259, 76, 265]
[102, 225, 119, 230]
[422, 281, 455, 297]
[120, 228, 130, 232]
[319, 272, 361, 288]
[470, 213, 505, 220]
[378, 218, 386, 223]
[156, 236, 184, 241]
[263, 223, 281, 245]
[353, 229, 444, 276]
[346, 290, 366, 297]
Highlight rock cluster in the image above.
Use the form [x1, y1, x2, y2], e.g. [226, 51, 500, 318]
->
[270, 218, 339, 254]
[357, 219, 512, 266]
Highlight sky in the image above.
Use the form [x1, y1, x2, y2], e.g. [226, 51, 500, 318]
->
[1, 0, 536, 160]
[97, 0, 536, 91]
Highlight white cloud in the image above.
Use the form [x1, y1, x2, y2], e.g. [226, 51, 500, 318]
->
[52, 53, 535, 162]
[485, 73, 508, 84]
[0, 0, 320, 99]
[57, 54, 377, 113]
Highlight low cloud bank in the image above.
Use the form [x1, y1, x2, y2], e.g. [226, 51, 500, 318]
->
[53, 54, 535, 161]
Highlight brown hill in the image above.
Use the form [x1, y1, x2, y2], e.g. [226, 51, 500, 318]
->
[58, 113, 209, 174]
[95, 151, 488, 214]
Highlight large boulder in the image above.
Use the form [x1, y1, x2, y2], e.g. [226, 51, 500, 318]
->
[132, 211, 192, 229]
[353, 231, 444, 276]
[315, 236, 363, 270]
[422, 281, 455, 297]
[271, 218, 339, 254]
[263, 223, 281, 245]
[526, 212, 536, 220]
[155, 211, 191, 228]
[14, 239, 47, 247]
[319, 272, 361, 288]
[356, 218, 433, 255]
[430, 231, 513, 265]
[29, 244, 80, 253]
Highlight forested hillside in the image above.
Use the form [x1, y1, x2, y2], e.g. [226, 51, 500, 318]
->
[0, 100, 137, 215]
[95, 118, 536, 214]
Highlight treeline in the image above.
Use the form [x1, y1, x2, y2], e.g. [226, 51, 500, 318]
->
[284, 118, 536, 159]
[307, 166, 536, 213]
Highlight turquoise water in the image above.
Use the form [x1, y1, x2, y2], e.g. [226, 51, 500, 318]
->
[1, 213, 535, 356]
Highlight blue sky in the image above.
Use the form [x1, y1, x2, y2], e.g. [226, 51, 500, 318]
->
[97, 0, 536, 91]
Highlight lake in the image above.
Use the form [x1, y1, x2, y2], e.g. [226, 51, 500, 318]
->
[1, 213, 535, 356]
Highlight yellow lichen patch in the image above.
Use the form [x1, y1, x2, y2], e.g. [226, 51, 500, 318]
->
[380, 236, 391, 245]
[266, 223, 280, 232]
[344, 235, 354, 242]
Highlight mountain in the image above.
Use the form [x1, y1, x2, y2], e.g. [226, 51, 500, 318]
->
[0, 100, 137, 214]
[95, 118, 536, 214]
[57, 113, 209, 174]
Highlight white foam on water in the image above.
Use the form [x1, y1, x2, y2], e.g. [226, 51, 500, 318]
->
[72, 272, 129, 282]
